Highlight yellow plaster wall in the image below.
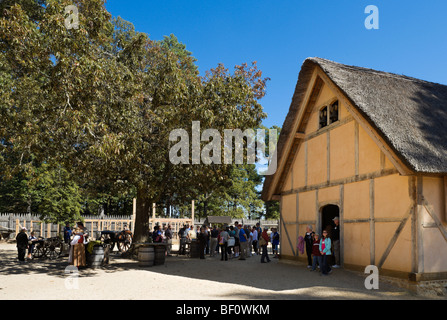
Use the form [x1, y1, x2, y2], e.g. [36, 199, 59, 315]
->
[282, 194, 296, 222]
[318, 185, 339, 205]
[281, 223, 297, 257]
[422, 177, 445, 226]
[307, 134, 327, 185]
[421, 177, 447, 272]
[344, 180, 370, 221]
[298, 191, 316, 222]
[282, 169, 292, 192]
[292, 144, 306, 189]
[329, 121, 356, 181]
[344, 222, 370, 267]
[358, 125, 381, 175]
[374, 174, 412, 220]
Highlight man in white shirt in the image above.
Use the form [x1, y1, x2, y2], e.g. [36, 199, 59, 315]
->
[252, 226, 258, 256]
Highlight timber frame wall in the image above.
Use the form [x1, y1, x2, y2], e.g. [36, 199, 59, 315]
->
[276, 67, 447, 281]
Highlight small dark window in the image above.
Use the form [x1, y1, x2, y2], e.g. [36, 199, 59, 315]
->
[329, 101, 339, 124]
[319, 106, 328, 128]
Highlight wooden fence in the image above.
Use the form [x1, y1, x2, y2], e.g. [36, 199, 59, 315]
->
[1, 213, 278, 240]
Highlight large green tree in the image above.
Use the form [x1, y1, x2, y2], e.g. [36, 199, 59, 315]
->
[0, 0, 268, 242]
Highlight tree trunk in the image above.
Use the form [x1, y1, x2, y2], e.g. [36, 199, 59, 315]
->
[133, 187, 152, 243]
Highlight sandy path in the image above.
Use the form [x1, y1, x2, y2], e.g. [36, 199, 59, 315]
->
[0, 243, 431, 300]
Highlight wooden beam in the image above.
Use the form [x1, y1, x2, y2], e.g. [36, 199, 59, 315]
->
[295, 132, 305, 139]
[423, 199, 447, 243]
[369, 179, 375, 265]
[280, 197, 296, 256]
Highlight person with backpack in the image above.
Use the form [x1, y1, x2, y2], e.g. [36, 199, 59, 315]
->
[152, 225, 163, 243]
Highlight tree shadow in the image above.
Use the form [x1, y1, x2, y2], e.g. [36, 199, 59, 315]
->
[0, 245, 426, 300]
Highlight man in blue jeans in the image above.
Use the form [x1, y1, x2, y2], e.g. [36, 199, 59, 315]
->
[238, 224, 248, 260]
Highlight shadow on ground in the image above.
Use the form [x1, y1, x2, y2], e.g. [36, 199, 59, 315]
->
[0, 244, 433, 300]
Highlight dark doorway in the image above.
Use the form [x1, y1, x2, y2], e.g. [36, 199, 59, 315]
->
[320, 204, 339, 237]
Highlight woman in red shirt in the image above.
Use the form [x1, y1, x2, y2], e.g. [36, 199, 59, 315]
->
[260, 228, 271, 263]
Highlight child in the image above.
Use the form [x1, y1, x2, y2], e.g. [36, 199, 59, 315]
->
[310, 233, 322, 271]
[27, 231, 37, 259]
[319, 230, 332, 275]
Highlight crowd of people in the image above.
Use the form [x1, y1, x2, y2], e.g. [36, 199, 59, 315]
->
[15, 220, 281, 266]
[303, 216, 341, 276]
[174, 221, 281, 263]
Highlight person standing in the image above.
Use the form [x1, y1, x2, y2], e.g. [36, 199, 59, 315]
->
[304, 225, 315, 268]
[152, 225, 163, 243]
[260, 227, 271, 263]
[319, 230, 332, 276]
[63, 222, 72, 244]
[310, 233, 322, 272]
[197, 227, 207, 259]
[228, 226, 236, 259]
[233, 221, 240, 258]
[331, 217, 341, 268]
[69, 223, 86, 268]
[27, 231, 37, 260]
[16, 227, 28, 262]
[219, 226, 229, 261]
[210, 225, 219, 257]
[271, 228, 280, 258]
[252, 226, 258, 256]
[164, 225, 173, 256]
[238, 224, 248, 260]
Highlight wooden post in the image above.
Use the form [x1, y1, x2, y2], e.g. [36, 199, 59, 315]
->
[132, 198, 136, 233]
[191, 200, 195, 225]
[48, 223, 51, 238]
[152, 203, 156, 220]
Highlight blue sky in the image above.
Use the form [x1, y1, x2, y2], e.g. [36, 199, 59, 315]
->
[105, 0, 447, 129]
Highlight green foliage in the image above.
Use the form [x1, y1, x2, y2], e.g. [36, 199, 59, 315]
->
[30, 163, 83, 223]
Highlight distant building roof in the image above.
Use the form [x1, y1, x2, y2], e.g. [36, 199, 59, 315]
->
[204, 216, 233, 225]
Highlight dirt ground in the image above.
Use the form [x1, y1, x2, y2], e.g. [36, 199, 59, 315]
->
[0, 242, 441, 300]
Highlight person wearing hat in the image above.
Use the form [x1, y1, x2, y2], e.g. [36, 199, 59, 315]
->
[331, 217, 341, 268]
[16, 227, 29, 262]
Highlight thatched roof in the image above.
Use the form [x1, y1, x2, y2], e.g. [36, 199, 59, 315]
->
[262, 57, 447, 201]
